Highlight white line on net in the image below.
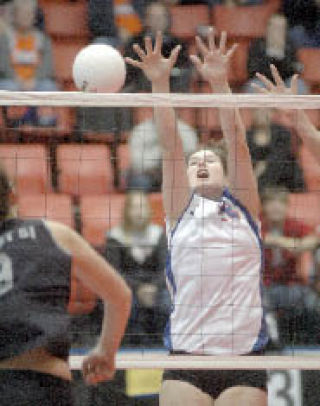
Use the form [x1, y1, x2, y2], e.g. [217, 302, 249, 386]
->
[69, 354, 320, 370]
[0, 91, 320, 108]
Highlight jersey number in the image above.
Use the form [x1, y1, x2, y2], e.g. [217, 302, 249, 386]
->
[0, 253, 13, 296]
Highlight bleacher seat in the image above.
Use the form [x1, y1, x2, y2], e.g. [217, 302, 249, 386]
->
[18, 193, 74, 228]
[170, 5, 210, 40]
[57, 144, 114, 196]
[0, 144, 50, 194]
[42, 2, 89, 39]
[52, 41, 87, 85]
[212, 5, 272, 39]
[80, 194, 125, 247]
[299, 145, 320, 192]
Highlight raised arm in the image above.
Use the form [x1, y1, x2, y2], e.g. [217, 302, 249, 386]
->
[190, 29, 260, 220]
[47, 221, 131, 385]
[253, 64, 320, 166]
[125, 32, 191, 225]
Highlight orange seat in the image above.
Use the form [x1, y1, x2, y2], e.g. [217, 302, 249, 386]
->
[297, 48, 320, 87]
[170, 5, 210, 40]
[42, 2, 89, 39]
[212, 5, 272, 39]
[299, 145, 320, 192]
[80, 194, 125, 247]
[18, 193, 74, 228]
[288, 192, 320, 227]
[57, 144, 114, 196]
[149, 192, 165, 226]
[52, 40, 87, 84]
[0, 144, 50, 194]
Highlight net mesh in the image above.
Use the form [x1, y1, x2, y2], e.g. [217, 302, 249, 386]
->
[2, 0, 320, 403]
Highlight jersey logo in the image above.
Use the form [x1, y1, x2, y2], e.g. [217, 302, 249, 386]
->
[219, 200, 240, 221]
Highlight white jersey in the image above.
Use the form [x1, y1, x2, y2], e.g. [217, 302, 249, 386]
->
[164, 189, 267, 355]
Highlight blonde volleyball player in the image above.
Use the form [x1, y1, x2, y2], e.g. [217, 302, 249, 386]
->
[0, 166, 131, 405]
[126, 29, 267, 406]
[253, 63, 320, 166]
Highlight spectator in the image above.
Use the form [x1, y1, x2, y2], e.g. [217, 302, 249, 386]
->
[105, 191, 168, 346]
[245, 13, 308, 94]
[128, 117, 197, 191]
[124, 1, 191, 92]
[88, 0, 143, 46]
[0, 0, 57, 126]
[261, 187, 320, 345]
[246, 108, 305, 192]
[284, 0, 320, 48]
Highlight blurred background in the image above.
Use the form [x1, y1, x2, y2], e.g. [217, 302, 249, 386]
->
[1, 0, 320, 404]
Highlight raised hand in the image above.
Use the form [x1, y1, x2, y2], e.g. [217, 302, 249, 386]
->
[125, 31, 181, 84]
[82, 348, 115, 385]
[253, 64, 299, 95]
[190, 29, 237, 88]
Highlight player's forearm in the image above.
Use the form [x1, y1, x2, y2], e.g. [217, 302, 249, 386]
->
[294, 110, 320, 165]
[97, 291, 131, 356]
[151, 79, 184, 155]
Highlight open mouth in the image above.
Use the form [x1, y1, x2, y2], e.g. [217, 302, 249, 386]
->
[197, 169, 209, 179]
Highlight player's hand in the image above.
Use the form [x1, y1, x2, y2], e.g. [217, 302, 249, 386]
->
[252, 64, 299, 96]
[82, 348, 116, 385]
[125, 31, 181, 84]
[190, 29, 237, 87]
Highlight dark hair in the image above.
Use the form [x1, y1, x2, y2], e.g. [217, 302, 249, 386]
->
[0, 165, 12, 222]
[261, 186, 289, 204]
[188, 140, 228, 174]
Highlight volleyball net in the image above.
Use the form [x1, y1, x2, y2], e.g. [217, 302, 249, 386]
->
[2, 91, 320, 406]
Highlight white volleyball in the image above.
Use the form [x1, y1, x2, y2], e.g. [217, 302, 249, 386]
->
[72, 44, 126, 93]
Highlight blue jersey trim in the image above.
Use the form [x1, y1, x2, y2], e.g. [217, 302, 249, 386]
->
[223, 188, 269, 351]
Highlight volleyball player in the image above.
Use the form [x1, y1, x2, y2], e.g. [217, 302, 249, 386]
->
[253, 63, 320, 166]
[126, 29, 267, 406]
[0, 166, 132, 405]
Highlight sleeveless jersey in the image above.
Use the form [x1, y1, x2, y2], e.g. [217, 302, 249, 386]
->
[0, 218, 72, 361]
[164, 189, 268, 355]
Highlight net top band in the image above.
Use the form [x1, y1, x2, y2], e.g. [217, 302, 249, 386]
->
[0, 91, 319, 109]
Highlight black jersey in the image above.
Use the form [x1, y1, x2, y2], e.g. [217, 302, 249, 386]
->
[0, 218, 72, 361]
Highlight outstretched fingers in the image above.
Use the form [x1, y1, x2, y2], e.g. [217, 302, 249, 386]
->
[154, 31, 163, 55]
[133, 43, 146, 61]
[169, 44, 181, 67]
[219, 31, 227, 55]
[208, 27, 216, 52]
[255, 72, 275, 90]
[196, 35, 209, 58]
[225, 43, 238, 59]
[270, 64, 285, 88]
[190, 54, 202, 73]
[125, 57, 142, 68]
[290, 73, 299, 94]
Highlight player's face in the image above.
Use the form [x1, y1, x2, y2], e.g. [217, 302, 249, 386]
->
[263, 197, 287, 223]
[187, 149, 225, 197]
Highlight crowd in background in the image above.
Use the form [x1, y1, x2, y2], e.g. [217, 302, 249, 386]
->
[1, 0, 320, 350]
